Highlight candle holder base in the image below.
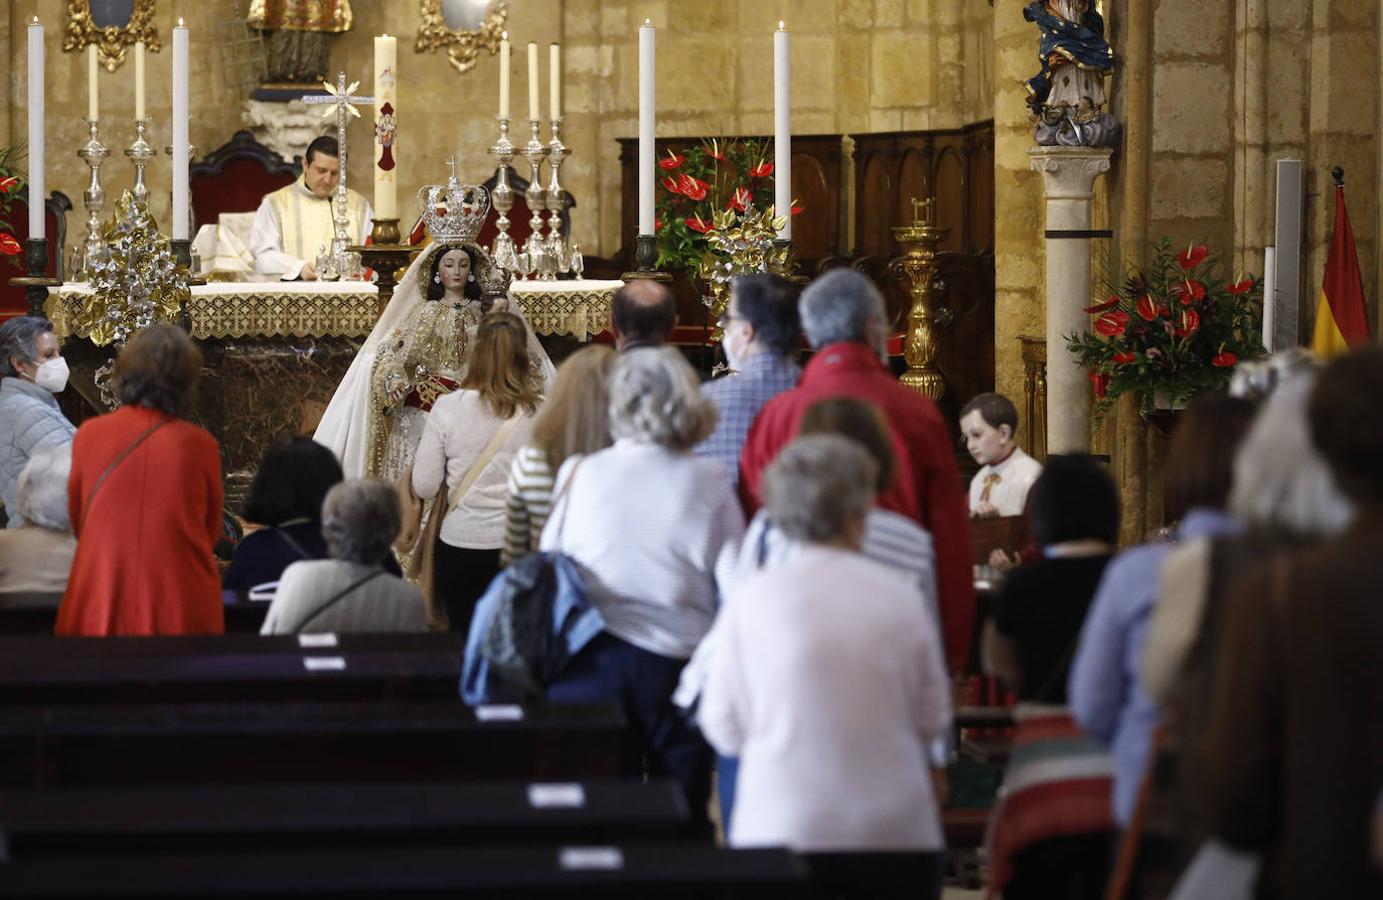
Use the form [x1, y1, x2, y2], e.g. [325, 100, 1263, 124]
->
[349, 243, 416, 315]
[369, 218, 402, 246]
[622, 233, 672, 282]
[10, 239, 63, 317]
[170, 239, 207, 286]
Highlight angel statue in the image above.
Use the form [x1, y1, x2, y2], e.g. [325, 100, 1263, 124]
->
[1024, 0, 1118, 147]
[314, 169, 555, 484]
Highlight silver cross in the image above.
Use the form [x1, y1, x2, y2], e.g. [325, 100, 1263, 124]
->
[304, 71, 375, 254]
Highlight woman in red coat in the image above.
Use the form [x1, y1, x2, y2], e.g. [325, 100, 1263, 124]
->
[56, 324, 224, 635]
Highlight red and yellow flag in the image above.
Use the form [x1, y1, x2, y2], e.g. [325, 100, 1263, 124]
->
[1310, 172, 1370, 357]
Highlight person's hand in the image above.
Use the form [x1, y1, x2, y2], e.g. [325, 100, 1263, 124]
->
[300, 261, 318, 281]
[989, 548, 1022, 572]
[974, 500, 1000, 518]
[930, 767, 950, 809]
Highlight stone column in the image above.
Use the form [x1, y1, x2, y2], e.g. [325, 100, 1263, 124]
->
[1028, 146, 1112, 454]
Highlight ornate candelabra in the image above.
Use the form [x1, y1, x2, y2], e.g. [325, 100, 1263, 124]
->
[487, 115, 517, 267]
[545, 117, 569, 261]
[75, 120, 111, 281]
[124, 118, 154, 206]
[521, 117, 550, 277]
[891, 197, 950, 400]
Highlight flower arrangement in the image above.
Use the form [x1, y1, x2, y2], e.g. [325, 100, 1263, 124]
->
[78, 191, 188, 347]
[654, 137, 801, 282]
[699, 206, 794, 320]
[0, 147, 28, 270]
[1066, 239, 1264, 418]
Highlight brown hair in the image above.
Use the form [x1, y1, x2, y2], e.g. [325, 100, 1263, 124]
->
[460, 312, 541, 419]
[530, 345, 616, 472]
[113, 323, 203, 416]
[959, 391, 1019, 434]
[798, 396, 896, 494]
[1163, 393, 1257, 522]
[1309, 345, 1383, 508]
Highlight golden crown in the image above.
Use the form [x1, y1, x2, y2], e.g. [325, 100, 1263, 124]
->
[417, 157, 489, 245]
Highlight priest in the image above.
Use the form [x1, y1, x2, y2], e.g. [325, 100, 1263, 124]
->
[249, 136, 373, 281]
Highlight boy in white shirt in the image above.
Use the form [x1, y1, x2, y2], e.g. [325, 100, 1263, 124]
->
[959, 392, 1043, 518]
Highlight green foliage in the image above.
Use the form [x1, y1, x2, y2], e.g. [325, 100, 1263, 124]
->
[653, 138, 780, 275]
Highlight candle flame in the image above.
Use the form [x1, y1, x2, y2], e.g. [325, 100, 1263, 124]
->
[178, 17, 185, 26]
[779, 20, 786, 29]
[644, 18, 652, 26]
[32, 15, 39, 24]
[502, 31, 508, 40]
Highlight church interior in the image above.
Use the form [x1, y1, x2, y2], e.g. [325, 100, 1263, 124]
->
[0, 1, 1379, 898]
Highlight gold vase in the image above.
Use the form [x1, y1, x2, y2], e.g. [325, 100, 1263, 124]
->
[891, 198, 950, 400]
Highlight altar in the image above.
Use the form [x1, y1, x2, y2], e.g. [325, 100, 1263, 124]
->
[46, 278, 622, 505]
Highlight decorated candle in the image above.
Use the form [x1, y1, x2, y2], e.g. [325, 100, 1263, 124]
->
[171, 21, 189, 240]
[774, 22, 791, 240]
[373, 34, 398, 221]
[637, 20, 654, 235]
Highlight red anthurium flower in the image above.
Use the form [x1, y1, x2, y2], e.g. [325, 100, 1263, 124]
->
[790, 203, 804, 216]
[1084, 295, 1121, 314]
[0, 175, 19, 194]
[1212, 350, 1237, 368]
[1176, 242, 1209, 269]
[686, 214, 714, 234]
[705, 139, 726, 161]
[1227, 276, 1254, 295]
[679, 174, 709, 201]
[1175, 308, 1201, 337]
[1113, 351, 1137, 365]
[661, 175, 681, 194]
[0, 232, 21, 256]
[727, 186, 753, 213]
[749, 159, 773, 178]
[1176, 279, 1206, 305]
[658, 150, 685, 170]
[1136, 294, 1161, 321]
[1089, 371, 1110, 398]
[1093, 310, 1130, 337]
[654, 218, 662, 232]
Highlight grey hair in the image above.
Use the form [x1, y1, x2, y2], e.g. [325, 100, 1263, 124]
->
[16, 444, 72, 532]
[608, 346, 717, 450]
[1229, 372, 1354, 537]
[798, 269, 886, 351]
[0, 316, 54, 378]
[320, 478, 401, 565]
[1228, 348, 1318, 402]
[763, 435, 878, 543]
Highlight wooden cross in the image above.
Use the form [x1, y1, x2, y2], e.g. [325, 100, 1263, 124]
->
[304, 71, 374, 252]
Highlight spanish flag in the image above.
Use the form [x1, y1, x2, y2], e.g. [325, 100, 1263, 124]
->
[1310, 168, 1370, 357]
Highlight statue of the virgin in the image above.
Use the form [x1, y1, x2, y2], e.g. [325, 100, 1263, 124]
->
[314, 170, 554, 481]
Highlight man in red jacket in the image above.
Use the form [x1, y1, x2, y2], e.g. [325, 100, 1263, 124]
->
[739, 269, 973, 671]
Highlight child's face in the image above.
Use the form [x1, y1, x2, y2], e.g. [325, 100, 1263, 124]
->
[960, 410, 1012, 466]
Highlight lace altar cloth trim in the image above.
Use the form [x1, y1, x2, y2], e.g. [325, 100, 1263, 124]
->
[510, 280, 622, 340]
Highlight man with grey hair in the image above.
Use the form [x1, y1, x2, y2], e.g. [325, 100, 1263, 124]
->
[260, 479, 427, 634]
[0, 316, 75, 527]
[738, 268, 974, 672]
[0, 445, 77, 608]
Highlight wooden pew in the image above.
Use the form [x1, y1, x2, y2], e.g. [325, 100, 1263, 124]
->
[0, 779, 692, 859]
[0, 633, 465, 705]
[0, 844, 809, 898]
[0, 699, 637, 790]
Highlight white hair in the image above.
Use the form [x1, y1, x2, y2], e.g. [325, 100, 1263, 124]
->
[16, 444, 72, 532]
[607, 347, 717, 450]
[321, 479, 401, 564]
[1229, 373, 1354, 536]
[763, 435, 877, 543]
[798, 268, 886, 352]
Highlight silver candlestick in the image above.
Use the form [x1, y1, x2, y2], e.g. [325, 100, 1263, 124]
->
[76, 120, 110, 281]
[124, 118, 154, 205]
[546, 116, 569, 266]
[522, 117, 550, 276]
[488, 116, 517, 267]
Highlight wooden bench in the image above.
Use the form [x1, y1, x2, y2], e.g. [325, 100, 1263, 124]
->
[0, 699, 636, 790]
[0, 779, 691, 859]
[0, 633, 465, 705]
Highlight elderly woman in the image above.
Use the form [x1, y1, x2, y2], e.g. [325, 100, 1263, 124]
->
[700, 436, 951, 872]
[0, 445, 77, 608]
[0, 316, 76, 528]
[57, 325, 225, 636]
[262, 479, 426, 634]
[541, 346, 744, 818]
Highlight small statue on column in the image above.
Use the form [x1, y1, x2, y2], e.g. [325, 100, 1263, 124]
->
[1024, 1, 1118, 148]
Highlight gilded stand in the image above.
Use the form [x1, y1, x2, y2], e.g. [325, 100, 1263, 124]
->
[348, 237, 414, 315]
[891, 197, 949, 400]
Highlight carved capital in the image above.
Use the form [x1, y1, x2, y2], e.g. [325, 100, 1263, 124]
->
[1027, 146, 1113, 200]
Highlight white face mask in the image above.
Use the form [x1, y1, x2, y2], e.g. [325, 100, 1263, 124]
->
[33, 356, 69, 393]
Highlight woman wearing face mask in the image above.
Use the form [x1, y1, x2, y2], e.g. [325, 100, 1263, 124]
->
[0, 317, 75, 528]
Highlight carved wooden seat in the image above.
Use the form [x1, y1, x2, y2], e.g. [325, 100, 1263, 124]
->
[189, 131, 299, 228]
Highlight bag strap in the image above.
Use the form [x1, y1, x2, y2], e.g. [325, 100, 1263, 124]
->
[79, 417, 172, 526]
[445, 410, 526, 517]
[293, 568, 386, 634]
[549, 457, 585, 547]
[275, 527, 313, 561]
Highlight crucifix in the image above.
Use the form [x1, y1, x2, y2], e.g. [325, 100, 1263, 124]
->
[304, 71, 374, 262]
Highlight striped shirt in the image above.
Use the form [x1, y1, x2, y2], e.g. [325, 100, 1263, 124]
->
[540, 440, 746, 660]
[501, 445, 556, 565]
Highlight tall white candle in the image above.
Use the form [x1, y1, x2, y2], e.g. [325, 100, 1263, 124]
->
[1262, 246, 1276, 353]
[527, 42, 539, 121]
[637, 20, 654, 235]
[773, 22, 791, 240]
[549, 43, 561, 119]
[171, 21, 189, 240]
[86, 44, 99, 122]
[373, 34, 398, 221]
[27, 18, 44, 240]
[498, 32, 510, 119]
[134, 41, 146, 121]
